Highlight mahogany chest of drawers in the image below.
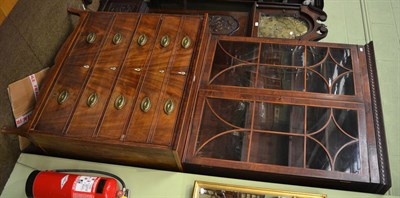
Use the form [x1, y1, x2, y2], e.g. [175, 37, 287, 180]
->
[26, 10, 207, 171]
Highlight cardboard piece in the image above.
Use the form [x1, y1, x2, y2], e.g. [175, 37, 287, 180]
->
[7, 67, 49, 127]
[7, 68, 49, 150]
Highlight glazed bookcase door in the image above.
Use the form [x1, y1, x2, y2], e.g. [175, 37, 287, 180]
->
[184, 36, 387, 192]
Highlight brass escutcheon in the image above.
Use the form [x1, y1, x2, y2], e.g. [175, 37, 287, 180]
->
[57, 90, 69, 104]
[86, 32, 96, 44]
[114, 95, 126, 110]
[164, 99, 175, 115]
[177, 71, 186, 76]
[112, 33, 122, 45]
[160, 35, 170, 47]
[138, 34, 148, 46]
[181, 36, 191, 49]
[87, 92, 99, 107]
[140, 97, 151, 112]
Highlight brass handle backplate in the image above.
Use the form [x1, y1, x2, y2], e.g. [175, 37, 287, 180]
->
[114, 95, 126, 110]
[164, 99, 175, 115]
[87, 92, 99, 107]
[140, 97, 151, 112]
[160, 35, 170, 47]
[86, 32, 96, 44]
[57, 90, 69, 104]
[112, 33, 122, 45]
[138, 34, 148, 46]
[181, 36, 191, 49]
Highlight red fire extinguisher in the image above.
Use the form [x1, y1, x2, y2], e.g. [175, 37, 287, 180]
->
[25, 169, 130, 198]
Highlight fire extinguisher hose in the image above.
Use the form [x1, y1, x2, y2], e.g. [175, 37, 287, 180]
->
[54, 169, 126, 189]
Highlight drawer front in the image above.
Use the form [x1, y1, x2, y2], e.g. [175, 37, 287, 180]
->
[66, 68, 116, 136]
[125, 15, 183, 144]
[34, 13, 114, 133]
[152, 16, 203, 145]
[34, 65, 90, 133]
[96, 14, 151, 140]
[33, 13, 204, 144]
[67, 14, 136, 137]
[95, 14, 139, 69]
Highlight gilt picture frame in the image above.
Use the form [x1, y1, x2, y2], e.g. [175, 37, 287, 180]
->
[192, 181, 327, 198]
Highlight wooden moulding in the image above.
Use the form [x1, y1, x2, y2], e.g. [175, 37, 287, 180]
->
[365, 41, 391, 194]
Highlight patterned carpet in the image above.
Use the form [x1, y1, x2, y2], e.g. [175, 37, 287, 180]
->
[0, 0, 99, 194]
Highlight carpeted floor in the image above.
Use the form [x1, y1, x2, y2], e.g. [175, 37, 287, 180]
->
[0, 0, 99, 194]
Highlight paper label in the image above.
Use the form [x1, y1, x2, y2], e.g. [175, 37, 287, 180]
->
[28, 74, 39, 100]
[15, 111, 32, 127]
[73, 176, 98, 193]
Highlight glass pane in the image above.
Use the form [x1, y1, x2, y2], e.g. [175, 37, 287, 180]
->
[260, 44, 304, 66]
[311, 120, 354, 159]
[197, 131, 250, 161]
[197, 103, 236, 148]
[250, 133, 304, 167]
[211, 64, 256, 87]
[309, 57, 348, 87]
[211, 41, 259, 84]
[210, 43, 250, 80]
[307, 106, 331, 133]
[219, 40, 259, 63]
[306, 70, 329, 93]
[306, 137, 332, 171]
[331, 72, 355, 95]
[253, 102, 304, 134]
[330, 48, 353, 69]
[258, 15, 309, 39]
[307, 46, 328, 66]
[333, 109, 358, 138]
[197, 98, 252, 148]
[257, 66, 304, 91]
[208, 98, 252, 128]
[335, 142, 361, 173]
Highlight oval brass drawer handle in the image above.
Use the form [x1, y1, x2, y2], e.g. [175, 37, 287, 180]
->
[160, 35, 170, 47]
[140, 96, 151, 112]
[87, 92, 99, 107]
[114, 95, 126, 110]
[86, 32, 96, 44]
[138, 34, 148, 46]
[181, 36, 191, 49]
[57, 90, 69, 104]
[164, 99, 175, 115]
[112, 33, 122, 45]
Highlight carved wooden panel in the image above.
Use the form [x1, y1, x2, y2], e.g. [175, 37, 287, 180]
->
[208, 15, 240, 35]
[99, 0, 148, 12]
